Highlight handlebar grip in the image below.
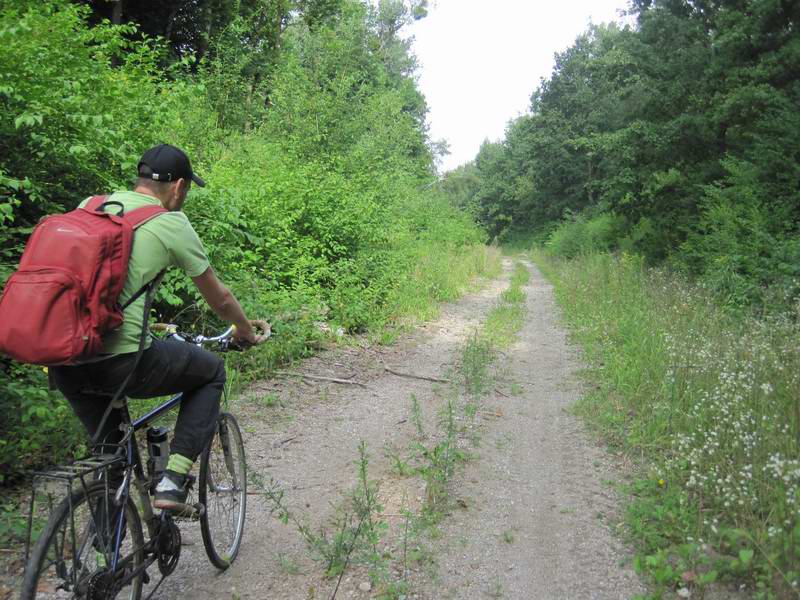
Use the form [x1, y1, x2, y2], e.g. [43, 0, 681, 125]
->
[251, 320, 271, 341]
[152, 323, 177, 333]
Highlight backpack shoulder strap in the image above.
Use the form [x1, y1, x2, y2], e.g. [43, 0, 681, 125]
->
[84, 195, 109, 212]
[124, 205, 168, 229]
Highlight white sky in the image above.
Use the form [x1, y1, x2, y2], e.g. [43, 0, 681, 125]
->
[409, 0, 631, 172]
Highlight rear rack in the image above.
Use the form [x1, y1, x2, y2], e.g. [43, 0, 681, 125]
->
[33, 453, 125, 483]
[25, 454, 126, 562]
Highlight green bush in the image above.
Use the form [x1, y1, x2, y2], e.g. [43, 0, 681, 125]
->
[545, 212, 625, 259]
[679, 159, 800, 309]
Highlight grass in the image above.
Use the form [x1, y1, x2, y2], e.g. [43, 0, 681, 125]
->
[484, 261, 528, 348]
[380, 245, 503, 341]
[534, 249, 800, 599]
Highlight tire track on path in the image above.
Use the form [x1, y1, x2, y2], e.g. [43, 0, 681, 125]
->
[412, 260, 645, 599]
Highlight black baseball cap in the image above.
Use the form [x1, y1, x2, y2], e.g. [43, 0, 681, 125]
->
[137, 144, 205, 187]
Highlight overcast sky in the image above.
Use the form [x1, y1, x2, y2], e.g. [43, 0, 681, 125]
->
[408, 0, 631, 172]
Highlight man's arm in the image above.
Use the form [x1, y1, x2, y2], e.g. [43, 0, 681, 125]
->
[192, 266, 256, 343]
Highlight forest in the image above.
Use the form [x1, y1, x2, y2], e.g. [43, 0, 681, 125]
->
[442, 0, 800, 309]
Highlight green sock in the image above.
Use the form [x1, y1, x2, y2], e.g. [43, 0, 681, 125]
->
[166, 453, 193, 475]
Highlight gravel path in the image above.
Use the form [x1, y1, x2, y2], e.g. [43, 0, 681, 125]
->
[155, 258, 643, 599]
[412, 261, 645, 599]
[150, 262, 514, 599]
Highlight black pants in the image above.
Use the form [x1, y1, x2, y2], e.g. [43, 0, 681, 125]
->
[52, 339, 225, 461]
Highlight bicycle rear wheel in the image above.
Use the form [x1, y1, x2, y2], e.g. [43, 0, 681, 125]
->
[21, 480, 144, 600]
[198, 412, 247, 570]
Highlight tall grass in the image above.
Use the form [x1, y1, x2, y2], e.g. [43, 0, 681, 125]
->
[390, 245, 502, 324]
[534, 250, 800, 598]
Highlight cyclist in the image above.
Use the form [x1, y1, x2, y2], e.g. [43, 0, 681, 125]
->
[51, 144, 266, 512]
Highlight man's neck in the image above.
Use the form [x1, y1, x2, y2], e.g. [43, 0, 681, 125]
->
[132, 187, 168, 208]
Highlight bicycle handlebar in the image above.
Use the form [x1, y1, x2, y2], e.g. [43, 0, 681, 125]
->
[152, 321, 269, 349]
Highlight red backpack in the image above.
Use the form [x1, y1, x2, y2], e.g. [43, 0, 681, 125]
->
[0, 195, 166, 365]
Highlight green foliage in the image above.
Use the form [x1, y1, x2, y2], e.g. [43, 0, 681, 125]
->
[536, 250, 800, 597]
[545, 212, 625, 259]
[0, 365, 85, 483]
[680, 158, 800, 308]
[0, 0, 485, 482]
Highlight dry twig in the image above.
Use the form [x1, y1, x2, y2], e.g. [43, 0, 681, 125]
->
[383, 366, 450, 384]
[274, 371, 368, 388]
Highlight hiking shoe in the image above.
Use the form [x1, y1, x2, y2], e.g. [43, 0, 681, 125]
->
[153, 470, 190, 511]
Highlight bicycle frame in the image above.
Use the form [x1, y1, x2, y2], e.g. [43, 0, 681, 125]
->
[110, 390, 187, 570]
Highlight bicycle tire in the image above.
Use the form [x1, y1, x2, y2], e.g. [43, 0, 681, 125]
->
[21, 481, 144, 600]
[198, 412, 247, 570]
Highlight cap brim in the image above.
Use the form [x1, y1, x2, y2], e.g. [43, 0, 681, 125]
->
[191, 173, 206, 188]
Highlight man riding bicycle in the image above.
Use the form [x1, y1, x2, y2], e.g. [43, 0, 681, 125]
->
[50, 144, 266, 513]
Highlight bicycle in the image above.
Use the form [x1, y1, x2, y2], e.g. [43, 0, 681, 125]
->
[20, 323, 265, 599]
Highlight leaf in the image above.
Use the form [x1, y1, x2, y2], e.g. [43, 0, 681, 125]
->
[738, 548, 754, 565]
[698, 570, 718, 585]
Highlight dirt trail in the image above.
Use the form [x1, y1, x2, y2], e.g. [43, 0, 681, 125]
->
[154, 258, 644, 600]
[153, 263, 514, 599]
[412, 261, 645, 599]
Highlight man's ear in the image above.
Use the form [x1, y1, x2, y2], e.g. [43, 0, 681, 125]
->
[172, 178, 188, 204]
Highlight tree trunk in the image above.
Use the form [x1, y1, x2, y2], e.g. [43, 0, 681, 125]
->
[111, 0, 123, 25]
[165, 4, 179, 43]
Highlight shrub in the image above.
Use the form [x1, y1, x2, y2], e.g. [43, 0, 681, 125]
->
[545, 212, 625, 258]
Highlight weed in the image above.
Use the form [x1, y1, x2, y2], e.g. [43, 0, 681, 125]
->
[510, 382, 523, 396]
[278, 553, 302, 575]
[461, 332, 494, 397]
[412, 396, 466, 519]
[484, 261, 528, 347]
[484, 304, 525, 347]
[410, 393, 425, 438]
[510, 262, 531, 288]
[256, 392, 282, 408]
[501, 530, 515, 544]
[464, 401, 479, 418]
[0, 501, 27, 546]
[500, 286, 525, 304]
[384, 443, 414, 477]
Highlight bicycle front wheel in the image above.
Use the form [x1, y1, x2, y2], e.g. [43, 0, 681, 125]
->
[198, 412, 247, 570]
[21, 480, 144, 600]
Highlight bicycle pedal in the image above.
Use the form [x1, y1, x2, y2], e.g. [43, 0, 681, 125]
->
[142, 570, 150, 584]
[168, 502, 205, 520]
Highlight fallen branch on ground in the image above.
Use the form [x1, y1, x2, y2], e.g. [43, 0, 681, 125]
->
[383, 366, 450, 384]
[275, 371, 368, 388]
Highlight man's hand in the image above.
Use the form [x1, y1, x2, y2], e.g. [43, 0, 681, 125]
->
[233, 320, 270, 346]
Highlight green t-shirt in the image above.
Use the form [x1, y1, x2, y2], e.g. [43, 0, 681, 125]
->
[79, 191, 210, 355]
